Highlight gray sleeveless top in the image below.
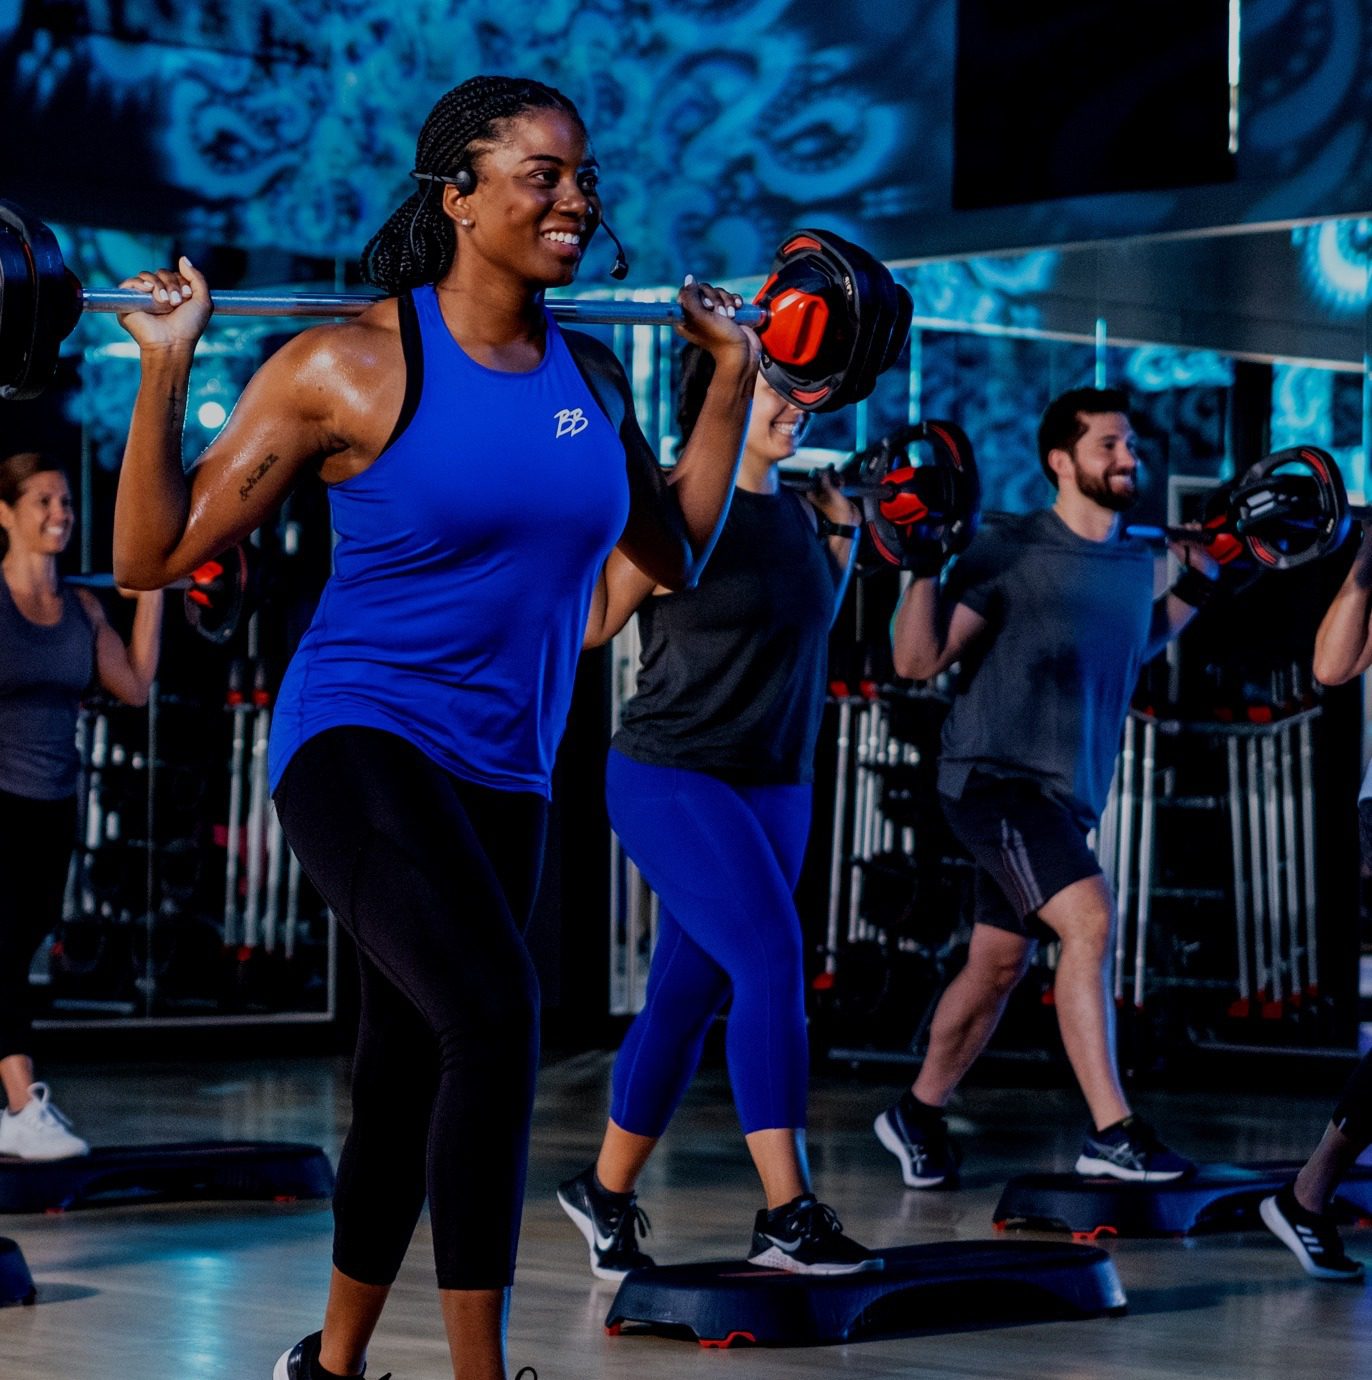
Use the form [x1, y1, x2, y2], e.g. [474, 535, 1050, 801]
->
[0, 577, 95, 799]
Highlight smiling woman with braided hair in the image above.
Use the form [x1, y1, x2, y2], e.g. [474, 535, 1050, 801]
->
[111, 75, 757, 1380]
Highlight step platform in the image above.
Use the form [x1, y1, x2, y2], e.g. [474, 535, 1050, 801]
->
[0, 1140, 334, 1213]
[605, 1240, 1126, 1348]
[0, 1237, 35, 1305]
[993, 1161, 1372, 1239]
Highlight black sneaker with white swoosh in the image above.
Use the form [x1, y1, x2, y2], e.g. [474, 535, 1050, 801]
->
[557, 1165, 655, 1281]
[747, 1195, 882, 1275]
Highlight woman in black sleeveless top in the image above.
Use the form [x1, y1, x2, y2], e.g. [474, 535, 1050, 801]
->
[558, 349, 880, 1278]
[0, 451, 162, 1160]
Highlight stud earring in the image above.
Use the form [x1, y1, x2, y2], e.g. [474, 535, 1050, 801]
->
[459, 218, 473, 227]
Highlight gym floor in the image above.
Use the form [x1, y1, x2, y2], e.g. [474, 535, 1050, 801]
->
[3, 1055, 1369, 1379]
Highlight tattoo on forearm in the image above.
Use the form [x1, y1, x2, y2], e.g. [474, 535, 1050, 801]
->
[239, 454, 279, 502]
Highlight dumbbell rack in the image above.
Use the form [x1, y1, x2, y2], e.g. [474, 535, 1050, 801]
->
[817, 684, 977, 1064]
[32, 669, 337, 1031]
[1098, 704, 1324, 1035]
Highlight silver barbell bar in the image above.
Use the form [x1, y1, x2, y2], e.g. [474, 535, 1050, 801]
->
[80, 288, 770, 328]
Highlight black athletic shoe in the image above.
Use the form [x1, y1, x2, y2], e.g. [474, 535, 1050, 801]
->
[873, 1099, 960, 1188]
[1075, 1116, 1195, 1182]
[271, 1332, 387, 1380]
[557, 1165, 655, 1281]
[1261, 1185, 1365, 1281]
[747, 1195, 882, 1275]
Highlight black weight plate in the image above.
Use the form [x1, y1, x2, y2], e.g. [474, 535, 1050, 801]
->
[0, 218, 37, 400]
[0, 200, 74, 401]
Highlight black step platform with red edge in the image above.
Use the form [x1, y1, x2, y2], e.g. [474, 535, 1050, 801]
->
[0, 1238, 35, 1305]
[604, 1240, 1126, 1348]
[993, 1161, 1372, 1240]
[0, 1141, 334, 1213]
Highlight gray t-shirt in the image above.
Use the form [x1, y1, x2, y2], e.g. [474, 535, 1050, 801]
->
[936, 508, 1160, 825]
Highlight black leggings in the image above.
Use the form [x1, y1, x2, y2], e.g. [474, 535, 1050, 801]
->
[274, 727, 547, 1291]
[0, 787, 75, 1062]
[1333, 1048, 1372, 1151]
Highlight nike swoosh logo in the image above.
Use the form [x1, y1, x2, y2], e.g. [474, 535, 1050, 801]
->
[594, 1231, 616, 1251]
[761, 1234, 803, 1250]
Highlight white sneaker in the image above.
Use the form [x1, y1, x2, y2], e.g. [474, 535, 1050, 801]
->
[0, 1083, 90, 1160]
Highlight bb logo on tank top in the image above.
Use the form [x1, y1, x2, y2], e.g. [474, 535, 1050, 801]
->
[554, 407, 589, 439]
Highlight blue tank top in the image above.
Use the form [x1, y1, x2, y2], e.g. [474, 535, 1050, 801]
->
[270, 286, 630, 796]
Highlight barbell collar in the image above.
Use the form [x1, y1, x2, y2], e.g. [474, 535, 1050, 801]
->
[80, 287, 770, 330]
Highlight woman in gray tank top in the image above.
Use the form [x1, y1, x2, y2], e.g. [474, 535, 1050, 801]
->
[0, 451, 163, 1161]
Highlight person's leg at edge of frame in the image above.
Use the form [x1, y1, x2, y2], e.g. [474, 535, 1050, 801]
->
[1260, 1049, 1372, 1279]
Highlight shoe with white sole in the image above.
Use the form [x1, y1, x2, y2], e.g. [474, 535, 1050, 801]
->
[873, 1100, 960, 1188]
[0, 1083, 89, 1160]
[747, 1194, 881, 1275]
[1074, 1116, 1194, 1183]
[1261, 1186, 1364, 1281]
[557, 1165, 655, 1281]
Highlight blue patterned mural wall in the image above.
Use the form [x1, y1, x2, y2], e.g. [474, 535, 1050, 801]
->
[4, 0, 1372, 275]
[2, 0, 919, 284]
[3, 1, 1369, 508]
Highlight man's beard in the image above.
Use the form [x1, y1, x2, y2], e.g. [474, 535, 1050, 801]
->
[1073, 461, 1139, 513]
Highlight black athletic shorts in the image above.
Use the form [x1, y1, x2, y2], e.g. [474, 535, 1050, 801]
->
[939, 770, 1101, 940]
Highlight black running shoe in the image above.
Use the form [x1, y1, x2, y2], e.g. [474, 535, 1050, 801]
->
[272, 1332, 387, 1380]
[1261, 1185, 1364, 1281]
[1075, 1116, 1195, 1183]
[557, 1165, 655, 1281]
[873, 1100, 960, 1188]
[747, 1195, 882, 1275]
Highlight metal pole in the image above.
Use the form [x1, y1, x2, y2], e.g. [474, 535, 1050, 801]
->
[824, 697, 853, 976]
[1261, 732, 1285, 1008]
[1246, 737, 1269, 1003]
[1226, 735, 1251, 1009]
[85, 713, 107, 852]
[143, 682, 158, 1014]
[1299, 716, 1319, 997]
[223, 667, 248, 948]
[1133, 719, 1157, 1010]
[284, 849, 302, 962]
[80, 287, 770, 330]
[846, 704, 871, 945]
[1278, 722, 1302, 998]
[242, 699, 270, 951]
[263, 798, 285, 956]
[1114, 716, 1137, 1003]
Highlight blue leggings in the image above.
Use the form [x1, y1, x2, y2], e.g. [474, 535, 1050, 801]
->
[606, 748, 812, 1137]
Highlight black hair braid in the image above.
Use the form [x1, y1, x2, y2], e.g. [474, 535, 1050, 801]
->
[675, 344, 717, 447]
[362, 75, 585, 294]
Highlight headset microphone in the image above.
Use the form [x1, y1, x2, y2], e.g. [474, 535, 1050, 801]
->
[598, 217, 631, 280]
